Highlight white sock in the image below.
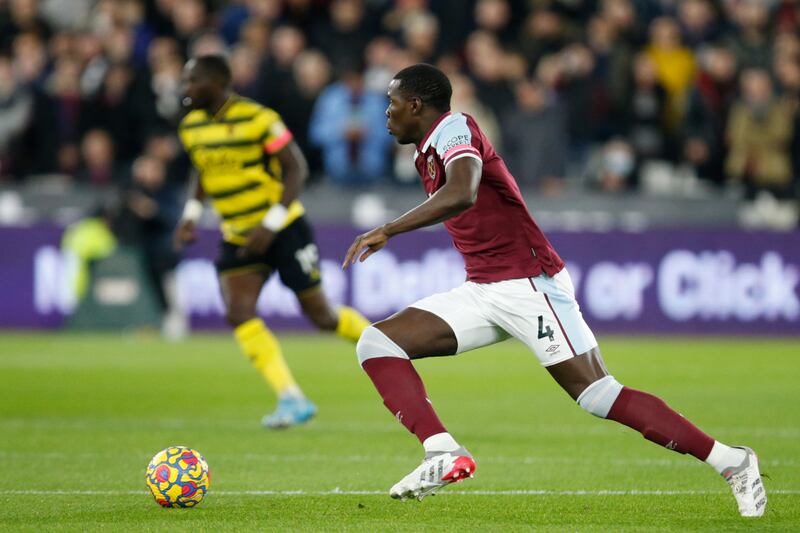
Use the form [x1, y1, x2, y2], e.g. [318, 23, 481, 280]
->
[279, 384, 304, 400]
[423, 432, 460, 453]
[705, 441, 747, 475]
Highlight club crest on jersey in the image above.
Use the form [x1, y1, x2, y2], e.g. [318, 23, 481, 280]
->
[426, 154, 437, 180]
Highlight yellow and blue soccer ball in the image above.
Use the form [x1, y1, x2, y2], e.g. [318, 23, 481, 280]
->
[145, 446, 210, 508]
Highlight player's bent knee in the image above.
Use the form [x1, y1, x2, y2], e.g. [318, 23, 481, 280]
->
[576, 375, 623, 418]
[225, 311, 255, 328]
[356, 326, 408, 366]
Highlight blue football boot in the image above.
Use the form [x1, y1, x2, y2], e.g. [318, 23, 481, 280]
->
[261, 397, 317, 429]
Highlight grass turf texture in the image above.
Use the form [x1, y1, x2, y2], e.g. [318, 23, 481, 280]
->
[0, 333, 797, 532]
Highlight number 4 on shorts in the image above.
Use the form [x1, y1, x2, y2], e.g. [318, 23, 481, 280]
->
[537, 315, 555, 342]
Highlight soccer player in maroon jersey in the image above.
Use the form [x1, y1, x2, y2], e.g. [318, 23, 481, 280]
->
[342, 64, 766, 516]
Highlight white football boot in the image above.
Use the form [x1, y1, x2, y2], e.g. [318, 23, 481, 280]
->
[722, 446, 767, 517]
[389, 447, 476, 501]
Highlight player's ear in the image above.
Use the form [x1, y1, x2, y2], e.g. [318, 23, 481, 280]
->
[409, 96, 423, 115]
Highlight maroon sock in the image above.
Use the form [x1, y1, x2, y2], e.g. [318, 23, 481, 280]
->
[606, 387, 715, 461]
[361, 357, 447, 444]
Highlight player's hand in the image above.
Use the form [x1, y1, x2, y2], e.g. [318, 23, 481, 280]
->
[173, 219, 197, 251]
[342, 225, 390, 269]
[238, 226, 276, 258]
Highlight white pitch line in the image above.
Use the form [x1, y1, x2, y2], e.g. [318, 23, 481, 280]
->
[2, 418, 799, 439]
[0, 451, 797, 469]
[1, 489, 799, 496]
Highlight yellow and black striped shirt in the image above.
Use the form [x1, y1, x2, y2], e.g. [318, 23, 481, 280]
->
[178, 95, 304, 245]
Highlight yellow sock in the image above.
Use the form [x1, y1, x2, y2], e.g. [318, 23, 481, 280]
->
[234, 318, 299, 398]
[335, 306, 370, 343]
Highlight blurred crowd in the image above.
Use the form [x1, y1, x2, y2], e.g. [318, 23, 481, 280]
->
[1, 0, 800, 205]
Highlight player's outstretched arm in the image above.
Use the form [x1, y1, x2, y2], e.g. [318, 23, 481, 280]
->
[240, 140, 309, 257]
[342, 157, 482, 268]
[274, 140, 309, 206]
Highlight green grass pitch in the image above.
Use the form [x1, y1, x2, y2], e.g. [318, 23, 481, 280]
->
[0, 332, 798, 532]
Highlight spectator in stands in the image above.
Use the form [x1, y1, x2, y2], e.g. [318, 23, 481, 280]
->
[554, 43, 601, 152]
[117, 0, 154, 66]
[105, 22, 137, 65]
[775, 0, 800, 32]
[681, 45, 739, 186]
[142, 129, 188, 187]
[74, 21, 142, 102]
[11, 34, 57, 175]
[401, 10, 439, 64]
[428, 0, 475, 55]
[773, 37, 800, 193]
[465, 31, 515, 115]
[725, 0, 773, 70]
[364, 36, 398, 93]
[311, 0, 373, 71]
[46, 54, 84, 175]
[451, 73, 501, 150]
[219, 0, 263, 45]
[284, 0, 324, 34]
[0, 52, 33, 180]
[289, 49, 332, 180]
[501, 76, 567, 195]
[625, 52, 669, 168]
[519, 8, 572, 68]
[42, 0, 92, 31]
[775, 30, 800, 58]
[244, 0, 283, 27]
[90, 0, 152, 66]
[0, 0, 797, 204]
[0, 0, 52, 49]
[12, 31, 48, 87]
[146, 0, 177, 37]
[76, 32, 106, 95]
[270, 23, 305, 72]
[77, 129, 121, 186]
[117, 153, 184, 337]
[256, 25, 305, 110]
[644, 16, 695, 136]
[474, 0, 515, 45]
[586, 15, 634, 140]
[599, 0, 644, 48]
[230, 44, 261, 99]
[147, 35, 181, 71]
[239, 19, 270, 59]
[380, 0, 427, 36]
[677, 0, 720, 48]
[140, 133, 178, 178]
[82, 63, 154, 163]
[589, 138, 637, 192]
[189, 31, 228, 58]
[171, 0, 207, 56]
[309, 59, 392, 185]
[148, 47, 183, 124]
[726, 68, 795, 199]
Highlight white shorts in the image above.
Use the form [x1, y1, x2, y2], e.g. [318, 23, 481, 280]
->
[410, 269, 597, 366]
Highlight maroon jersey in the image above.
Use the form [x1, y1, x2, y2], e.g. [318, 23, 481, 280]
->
[414, 112, 564, 283]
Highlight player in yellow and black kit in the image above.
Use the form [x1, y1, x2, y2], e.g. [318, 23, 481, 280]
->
[173, 55, 368, 428]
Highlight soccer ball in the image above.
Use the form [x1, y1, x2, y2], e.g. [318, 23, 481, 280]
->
[145, 446, 210, 508]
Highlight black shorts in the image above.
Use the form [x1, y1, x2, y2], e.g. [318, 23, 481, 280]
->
[215, 216, 322, 295]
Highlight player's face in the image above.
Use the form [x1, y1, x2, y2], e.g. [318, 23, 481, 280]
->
[181, 60, 217, 111]
[385, 80, 416, 145]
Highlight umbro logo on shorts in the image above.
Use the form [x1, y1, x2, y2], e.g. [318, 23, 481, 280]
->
[546, 345, 560, 353]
